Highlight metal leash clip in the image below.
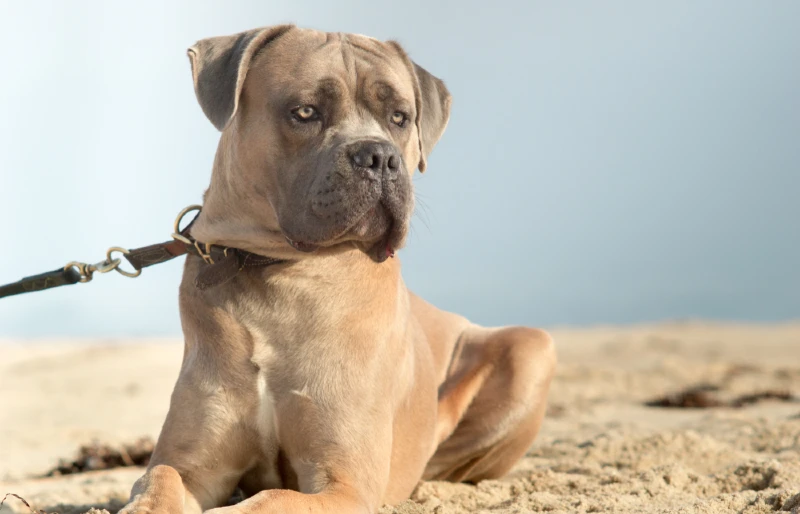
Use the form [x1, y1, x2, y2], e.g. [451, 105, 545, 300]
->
[63, 246, 141, 283]
[63, 204, 205, 284]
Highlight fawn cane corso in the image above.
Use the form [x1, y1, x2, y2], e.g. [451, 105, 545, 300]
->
[120, 25, 556, 514]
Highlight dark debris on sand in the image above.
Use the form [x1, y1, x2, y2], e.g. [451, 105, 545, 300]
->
[646, 384, 796, 409]
[44, 438, 154, 477]
[729, 390, 794, 407]
[0, 493, 45, 514]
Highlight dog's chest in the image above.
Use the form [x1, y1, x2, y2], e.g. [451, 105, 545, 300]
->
[246, 342, 283, 490]
[255, 370, 278, 440]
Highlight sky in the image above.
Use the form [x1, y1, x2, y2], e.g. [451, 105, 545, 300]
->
[0, 1, 798, 337]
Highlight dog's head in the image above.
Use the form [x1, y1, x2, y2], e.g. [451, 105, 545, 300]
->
[187, 26, 451, 263]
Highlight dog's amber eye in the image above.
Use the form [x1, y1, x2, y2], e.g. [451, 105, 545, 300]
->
[292, 105, 319, 122]
[391, 111, 407, 127]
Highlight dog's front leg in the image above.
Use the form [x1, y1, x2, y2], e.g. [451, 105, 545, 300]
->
[206, 485, 372, 514]
[120, 354, 260, 514]
[207, 387, 395, 514]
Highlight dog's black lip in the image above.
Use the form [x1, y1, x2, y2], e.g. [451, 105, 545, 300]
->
[285, 236, 319, 253]
[368, 227, 394, 263]
[367, 204, 402, 263]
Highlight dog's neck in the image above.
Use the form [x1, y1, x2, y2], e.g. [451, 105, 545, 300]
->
[187, 132, 297, 260]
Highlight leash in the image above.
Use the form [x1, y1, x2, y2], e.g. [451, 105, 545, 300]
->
[0, 205, 285, 300]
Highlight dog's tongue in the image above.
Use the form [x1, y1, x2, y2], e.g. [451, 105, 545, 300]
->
[382, 243, 395, 261]
[372, 240, 395, 263]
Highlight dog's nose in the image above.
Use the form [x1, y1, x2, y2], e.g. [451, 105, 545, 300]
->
[348, 141, 401, 179]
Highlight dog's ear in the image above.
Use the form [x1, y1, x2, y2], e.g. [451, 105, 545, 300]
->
[187, 25, 294, 131]
[410, 62, 452, 172]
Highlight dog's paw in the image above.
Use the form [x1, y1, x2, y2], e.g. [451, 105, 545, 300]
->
[118, 465, 191, 514]
[117, 495, 183, 514]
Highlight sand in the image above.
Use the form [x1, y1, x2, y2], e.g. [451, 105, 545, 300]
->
[1, 323, 798, 513]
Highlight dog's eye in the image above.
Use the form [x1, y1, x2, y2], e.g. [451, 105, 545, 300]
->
[292, 105, 320, 122]
[391, 111, 408, 127]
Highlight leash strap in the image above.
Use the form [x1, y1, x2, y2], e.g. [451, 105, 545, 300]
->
[0, 267, 84, 299]
[0, 205, 285, 300]
[124, 240, 191, 271]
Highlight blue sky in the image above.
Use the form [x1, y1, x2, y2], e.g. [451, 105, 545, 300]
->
[0, 1, 798, 337]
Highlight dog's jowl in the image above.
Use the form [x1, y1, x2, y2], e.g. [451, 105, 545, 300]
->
[119, 25, 556, 514]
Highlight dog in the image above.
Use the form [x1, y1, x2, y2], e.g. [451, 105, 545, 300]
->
[119, 25, 556, 514]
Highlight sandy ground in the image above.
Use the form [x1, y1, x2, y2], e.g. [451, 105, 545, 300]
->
[1, 323, 799, 513]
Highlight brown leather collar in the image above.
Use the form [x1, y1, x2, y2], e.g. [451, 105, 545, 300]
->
[124, 238, 284, 290]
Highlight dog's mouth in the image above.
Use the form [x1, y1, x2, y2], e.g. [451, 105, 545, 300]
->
[285, 237, 320, 253]
[353, 204, 399, 263]
[366, 219, 397, 263]
[284, 202, 402, 263]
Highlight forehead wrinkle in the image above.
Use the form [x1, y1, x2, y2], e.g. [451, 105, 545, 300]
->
[273, 38, 349, 93]
[321, 31, 335, 48]
[348, 38, 390, 61]
[339, 34, 357, 88]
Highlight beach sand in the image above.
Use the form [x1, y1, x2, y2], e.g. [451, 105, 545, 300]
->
[1, 323, 798, 513]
